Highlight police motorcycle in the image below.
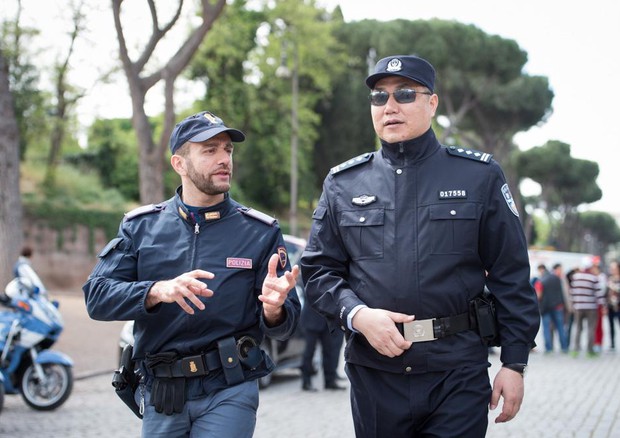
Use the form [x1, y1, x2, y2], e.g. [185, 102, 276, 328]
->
[0, 277, 73, 410]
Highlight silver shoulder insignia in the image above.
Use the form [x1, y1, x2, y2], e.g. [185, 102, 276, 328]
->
[330, 152, 373, 175]
[446, 145, 492, 163]
[238, 207, 278, 226]
[352, 194, 377, 206]
[124, 203, 165, 221]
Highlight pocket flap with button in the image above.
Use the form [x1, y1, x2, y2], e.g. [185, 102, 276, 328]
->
[430, 203, 476, 220]
[340, 208, 385, 227]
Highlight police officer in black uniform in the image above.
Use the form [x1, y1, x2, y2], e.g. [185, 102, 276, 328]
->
[300, 55, 539, 437]
[83, 111, 301, 437]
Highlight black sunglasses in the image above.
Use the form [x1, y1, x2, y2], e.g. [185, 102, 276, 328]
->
[369, 88, 433, 106]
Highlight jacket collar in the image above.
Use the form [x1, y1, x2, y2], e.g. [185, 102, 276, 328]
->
[379, 127, 440, 165]
[173, 187, 235, 225]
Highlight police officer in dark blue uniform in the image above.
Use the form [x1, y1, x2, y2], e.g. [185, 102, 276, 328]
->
[83, 111, 301, 437]
[300, 296, 345, 391]
[300, 55, 539, 437]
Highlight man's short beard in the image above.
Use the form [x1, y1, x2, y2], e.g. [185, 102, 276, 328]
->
[186, 160, 231, 196]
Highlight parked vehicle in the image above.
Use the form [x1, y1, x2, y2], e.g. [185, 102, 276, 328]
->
[0, 277, 73, 410]
[118, 234, 309, 389]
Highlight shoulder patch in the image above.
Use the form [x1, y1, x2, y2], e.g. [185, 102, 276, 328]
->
[446, 146, 492, 163]
[238, 207, 278, 226]
[330, 152, 373, 175]
[124, 203, 165, 221]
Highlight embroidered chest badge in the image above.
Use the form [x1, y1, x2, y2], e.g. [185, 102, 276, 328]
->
[226, 258, 253, 269]
[352, 194, 377, 206]
[501, 183, 519, 217]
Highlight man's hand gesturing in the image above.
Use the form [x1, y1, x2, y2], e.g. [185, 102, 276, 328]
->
[259, 253, 300, 326]
[147, 270, 215, 314]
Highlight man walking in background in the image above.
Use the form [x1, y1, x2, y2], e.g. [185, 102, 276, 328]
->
[570, 261, 605, 357]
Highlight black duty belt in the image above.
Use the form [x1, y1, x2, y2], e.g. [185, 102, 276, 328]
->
[151, 350, 222, 378]
[403, 311, 476, 343]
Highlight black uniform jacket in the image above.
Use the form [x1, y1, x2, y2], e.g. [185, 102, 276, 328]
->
[83, 189, 301, 366]
[301, 128, 539, 374]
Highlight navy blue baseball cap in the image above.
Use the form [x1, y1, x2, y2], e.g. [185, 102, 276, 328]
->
[366, 55, 436, 92]
[169, 111, 246, 154]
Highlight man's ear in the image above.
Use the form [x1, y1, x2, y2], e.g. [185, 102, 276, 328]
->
[170, 154, 186, 175]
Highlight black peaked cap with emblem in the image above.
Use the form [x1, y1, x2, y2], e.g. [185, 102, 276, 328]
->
[366, 55, 436, 91]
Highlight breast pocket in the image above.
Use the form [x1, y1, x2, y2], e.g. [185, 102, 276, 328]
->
[429, 203, 479, 254]
[339, 208, 384, 260]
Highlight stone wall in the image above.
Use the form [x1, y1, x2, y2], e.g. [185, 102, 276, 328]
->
[22, 220, 109, 293]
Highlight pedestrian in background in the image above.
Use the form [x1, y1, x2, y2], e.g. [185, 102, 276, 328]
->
[537, 263, 569, 353]
[300, 300, 345, 392]
[83, 111, 301, 437]
[605, 260, 620, 350]
[13, 245, 47, 294]
[592, 263, 606, 353]
[301, 54, 539, 437]
[570, 261, 605, 357]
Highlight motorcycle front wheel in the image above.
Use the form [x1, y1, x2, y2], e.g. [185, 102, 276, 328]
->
[20, 363, 73, 410]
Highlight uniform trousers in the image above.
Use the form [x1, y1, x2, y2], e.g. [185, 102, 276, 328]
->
[140, 379, 258, 437]
[346, 362, 491, 438]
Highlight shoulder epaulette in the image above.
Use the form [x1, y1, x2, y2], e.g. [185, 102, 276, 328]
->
[124, 203, 165, 221]
[238, 207, 278, 226]
[330, 152, 373, 175]
[446, 145, 492, 163]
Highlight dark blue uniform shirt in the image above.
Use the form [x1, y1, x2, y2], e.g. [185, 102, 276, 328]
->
[83, 189, 301, 373]
[301, 128, 539, 374]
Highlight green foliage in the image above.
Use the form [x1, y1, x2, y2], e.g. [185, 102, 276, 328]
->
[189, 0, 347, 213]
[1, 19, 51, 161]
[20, 161, 128, 247]
[580, 211, 620, 247]
[515, 140, 602, 208]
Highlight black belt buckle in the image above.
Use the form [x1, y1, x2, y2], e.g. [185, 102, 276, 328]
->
[180, 354, 207, 377]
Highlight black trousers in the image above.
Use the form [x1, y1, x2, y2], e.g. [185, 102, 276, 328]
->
[301, 327, 344, 385]
[346, 362, 491, 438]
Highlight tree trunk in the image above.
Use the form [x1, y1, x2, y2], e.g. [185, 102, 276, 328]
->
[0, 49, 23, 287]
[112, 0, 227, 204]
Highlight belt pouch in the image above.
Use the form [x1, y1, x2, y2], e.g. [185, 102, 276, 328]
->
[217, 337, 244, 386]
[150, 377, 186, 415]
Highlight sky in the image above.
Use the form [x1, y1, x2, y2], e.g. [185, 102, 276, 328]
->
[4, 0, 619, 215]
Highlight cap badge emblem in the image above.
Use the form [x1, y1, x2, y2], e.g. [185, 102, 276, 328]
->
[204, 112, 218, 124]
[386, 58, 403, 72]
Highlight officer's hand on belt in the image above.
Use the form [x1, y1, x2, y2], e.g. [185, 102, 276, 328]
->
[259, 253, 300, 326]
[146, 269, 215, 314]
[352, 308, 415, 358]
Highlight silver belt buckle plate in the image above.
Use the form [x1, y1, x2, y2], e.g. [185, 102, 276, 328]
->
[403, 319, 437, 343]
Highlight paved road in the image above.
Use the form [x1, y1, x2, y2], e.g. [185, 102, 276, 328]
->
[1, 291, 619, 437]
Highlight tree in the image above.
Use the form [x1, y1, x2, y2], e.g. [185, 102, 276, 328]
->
[44, 0, 87, 188]
[579, 211, 620, 256]
[0, 47, 23, 288]
[514, 140, 602, 250]
[1, 0, 49, 162]
[188, 0, 347, 220]
[112, 0, 228, 204]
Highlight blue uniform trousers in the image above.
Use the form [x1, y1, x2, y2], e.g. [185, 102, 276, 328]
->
[346, 362, 491, 437]
[140, 380, 259, 437]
